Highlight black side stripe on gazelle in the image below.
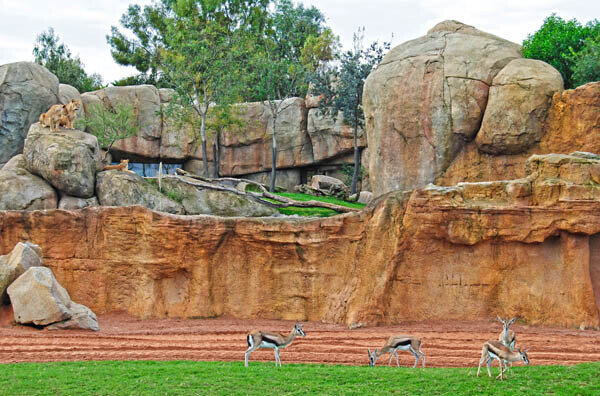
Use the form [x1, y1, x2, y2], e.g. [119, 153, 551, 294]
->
[393, 339, 412, 348]
[261, 335, 281, 347]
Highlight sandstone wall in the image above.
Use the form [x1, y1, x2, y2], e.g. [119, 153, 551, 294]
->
[1, 153, 599, 329]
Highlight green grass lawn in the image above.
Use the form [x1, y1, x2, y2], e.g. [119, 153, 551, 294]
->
[272, 192, 366, 217]
[0, 361, 597, 396]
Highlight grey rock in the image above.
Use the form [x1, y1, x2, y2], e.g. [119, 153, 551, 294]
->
[58, 195, 99, 210]
[7, 267, 71, 326]
[0, 154, 58, 210]
[0, 242, 43, 301]
[0, 62, 59, 167]
[161, 176, 277, 217]
[96, 170, 184, 214]
[23, 123, 100, 198]
[46, 302, 99, 331]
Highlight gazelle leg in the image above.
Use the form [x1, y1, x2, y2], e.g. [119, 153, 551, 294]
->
[420, 350, 426, 368]
[245, 345, 259, 367]
[496, 359, 504, 380]
[388, 352, 394, 366]
[409, 347, 419, 368]
[486, 357, 493, 377]
[274, 348, 280, 367]
[477, 355, 486, 377]
[395, 351, 400, 367]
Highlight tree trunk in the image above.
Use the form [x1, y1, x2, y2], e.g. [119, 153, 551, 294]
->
[200, 111, 209, 178]
[270, 114, 278, 193]
[212, 131, 220, 178]
[351, 124, 360, 195]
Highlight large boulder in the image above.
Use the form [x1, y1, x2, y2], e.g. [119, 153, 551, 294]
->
[363, 20, 522, 196]
[0, 242, 43, 301]
[96, 170, 184, 214]
[160, 176, 278, 217]
[23, 123, 100, 198]
[307, 108, 365, 162]
[0, 154, 58, 210]
[81, 85, 162, 160]
[475, 59, 564, 154]
[7, 266, 99, 330]
[0, 62, 60, 167]
[7, 267, 71, 326]
[219, 98, 313, 175]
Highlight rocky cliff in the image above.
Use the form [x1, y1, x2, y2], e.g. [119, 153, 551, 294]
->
[1, 152, 598, 329]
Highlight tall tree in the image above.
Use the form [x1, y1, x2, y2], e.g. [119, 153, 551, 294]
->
[33, 28, 103, 93]
[251, 0, 336, 191]
[522, 14, 600, 88]
[571, 36, 600, 87]
[161, 0, 269, 177]
[106, 1, 173, 87]
[310, 28, 389, 195]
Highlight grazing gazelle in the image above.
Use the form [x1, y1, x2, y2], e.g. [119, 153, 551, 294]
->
[368, 335, 425, 368]
[244, 322, 306, 367]
[497, 316, 517, 350]
[477, 340, 529, 381]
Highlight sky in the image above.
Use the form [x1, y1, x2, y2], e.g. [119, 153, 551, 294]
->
[1, 0, 599, 84]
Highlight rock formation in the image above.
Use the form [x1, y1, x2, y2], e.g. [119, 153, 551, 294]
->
[0, 242, 43, 300]
[363, 20, 523, 196]
[475, 59, 564, 154]
[7, 266, 98, 330]
[0, 62, 60, 168]
[0, 155, 58, 211]
[96, 170, 184, 215]
[23, 123, 100, 198]
[1, 153, 598, 329]
[439, 81, 600, 186]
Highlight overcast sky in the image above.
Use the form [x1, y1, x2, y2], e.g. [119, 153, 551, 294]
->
[1, 0, 599, 84]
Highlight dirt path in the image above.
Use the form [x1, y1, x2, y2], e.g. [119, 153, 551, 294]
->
[1, 314, 599, 367]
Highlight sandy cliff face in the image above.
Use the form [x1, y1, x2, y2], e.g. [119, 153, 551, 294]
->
[1, 153, 599, 329]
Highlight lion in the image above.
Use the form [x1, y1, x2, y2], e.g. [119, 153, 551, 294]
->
[39, 104, 65, 132]
[103, 159, 135, 173]
[58, 99, 80, 129]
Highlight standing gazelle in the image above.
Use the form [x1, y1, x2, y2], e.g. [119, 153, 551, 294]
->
[368, 335, 425, 368]
[497, 316, 517, 350]
[477, 340, 529, 380]
[244, 322, 306, 367]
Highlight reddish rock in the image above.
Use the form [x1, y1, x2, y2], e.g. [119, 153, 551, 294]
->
[439, 82, 600, 185]
[0, 154, 598, 328]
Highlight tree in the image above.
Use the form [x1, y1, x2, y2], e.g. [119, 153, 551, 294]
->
[571, 36, 600, 87]
[106, 1, 173, 87]
[310, 28, 389, 195]
[522, 14, 600, 88]
[33, 28, 103, 93]
[75, 103, 139, 161]
[251, 0, 336, 191]
[161, 0, 269, 177]
[206, 105, 245, 178]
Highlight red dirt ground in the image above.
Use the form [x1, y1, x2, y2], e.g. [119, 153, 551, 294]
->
[1, 313, 599, 367]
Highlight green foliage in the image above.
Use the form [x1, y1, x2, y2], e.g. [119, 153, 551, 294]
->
[522, 14, 600, 88]
[165, 188, 184, 203]
[268, 192, 365, 217]
[75, 103, 139, 160]
[0, 361, 598, 395]
[106, 1, 173, 87]
[32, 28, 103, 93]
[310, 28, 388, 194]
[571, 36, 600, 87]
[341, 164, 364, 187]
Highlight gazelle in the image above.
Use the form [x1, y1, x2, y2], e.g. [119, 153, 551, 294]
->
[497, 316, 517, 350]
[368, 336, 425, 368]
[477, 340, 529, 381]
[244, 322, 306, 367]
